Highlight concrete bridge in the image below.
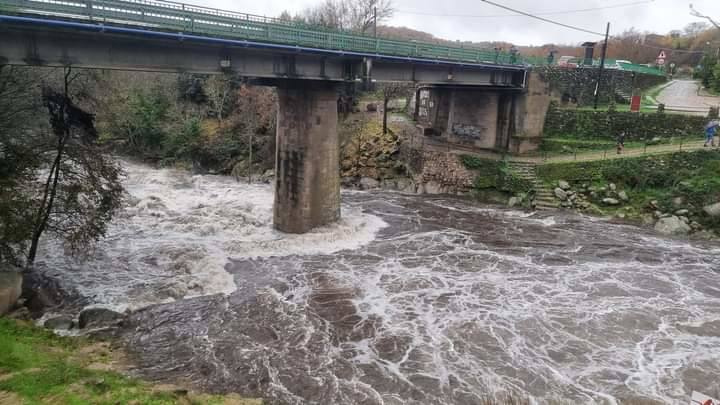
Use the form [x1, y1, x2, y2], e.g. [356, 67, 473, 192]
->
[0, 0, 550, 233]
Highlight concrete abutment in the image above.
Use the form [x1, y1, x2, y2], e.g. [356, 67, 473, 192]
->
[415, 72, 551, 154]
[273, 82, 341, 233]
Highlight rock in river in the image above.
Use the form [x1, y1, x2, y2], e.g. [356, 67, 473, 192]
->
[79, 307, 125, 329]
[654, 216, 691, 236]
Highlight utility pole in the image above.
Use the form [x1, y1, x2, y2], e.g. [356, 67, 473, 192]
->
[594, 22, 610, 110]
[373, 6, 377, 37]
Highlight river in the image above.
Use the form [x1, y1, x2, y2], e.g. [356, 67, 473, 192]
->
[37, 162, 720, 404]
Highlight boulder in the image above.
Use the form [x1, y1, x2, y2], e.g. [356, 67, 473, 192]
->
[508, 196, 522, 208]
[0, 272, 23, 316]
[703, 202, 720, 217]
[554, 188, 568, 201]
[672, 197, 685, 208]
[649, 200, 659, 210]
[78, 307, 125, 329]
[602, 198, 620, 206]
[422, 181, 443, 195]
[558, 180, 571, 190]
[654, 216, 691, 236]
[618, 191, 629, 202]
[395, 178, 416, 193]
[359, 177, 380, 190]
[44, 316, 74, 330]
[366, 103, 377, 112]
[260, 169, 275, 183]
[609, 183, 617, 192]
[674, 209, 689, 216]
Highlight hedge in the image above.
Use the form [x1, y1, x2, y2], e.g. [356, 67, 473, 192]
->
[544, 103, 708, 140]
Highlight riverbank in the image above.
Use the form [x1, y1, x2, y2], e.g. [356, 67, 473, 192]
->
[0, 317, 261, 404]
[535, 150, 720, 238]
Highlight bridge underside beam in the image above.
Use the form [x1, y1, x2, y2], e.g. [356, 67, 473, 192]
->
[0, 22, 527, 87]
[372, 60, 523, 87]
[274, 82, 340, 233]
[0, 25, 355, 80]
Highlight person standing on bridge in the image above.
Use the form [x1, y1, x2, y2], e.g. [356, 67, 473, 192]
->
[704, 120, 719, 148]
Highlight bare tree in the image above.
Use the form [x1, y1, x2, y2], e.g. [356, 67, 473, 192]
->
[26, 68, 124, 265]
[206, 73, 237, 123]
[690, 4, 720, 30]
[302, 0, 393, 34]
[379, 82, 413, 134]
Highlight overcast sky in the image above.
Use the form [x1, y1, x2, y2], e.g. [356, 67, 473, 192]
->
[189, 0, 720, 46]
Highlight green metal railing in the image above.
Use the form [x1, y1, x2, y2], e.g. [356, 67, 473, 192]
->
[0, 0, 532, 66]
[616, 62, 665, 77]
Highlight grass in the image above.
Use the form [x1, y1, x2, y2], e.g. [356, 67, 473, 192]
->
[537, 136, 699, 157]
[0, 317, 261, 405]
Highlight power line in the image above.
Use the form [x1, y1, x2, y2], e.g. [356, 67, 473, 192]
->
[397, 0, 654, 19]
[476, 0, 707, 55]
[477, 0, 606, 36]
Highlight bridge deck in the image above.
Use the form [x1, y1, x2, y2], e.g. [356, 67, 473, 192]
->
[0, 0, 543, 67]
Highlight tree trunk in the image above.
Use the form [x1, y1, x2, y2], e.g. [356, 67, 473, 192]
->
[26, 67, 72, 267]
[382, 97, 389, 134]
[27, 138, 66, 266]
[248, 131, 253, 183]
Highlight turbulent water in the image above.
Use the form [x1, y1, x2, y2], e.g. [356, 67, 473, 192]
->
[39, 162, 720, 404]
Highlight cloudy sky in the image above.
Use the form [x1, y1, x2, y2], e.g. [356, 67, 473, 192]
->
[186, 0, 720, 46]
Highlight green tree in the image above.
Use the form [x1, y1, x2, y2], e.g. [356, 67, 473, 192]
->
[119, 88, 172, 155]
[713, 63, 720, 92]
[0, 66, 43, 265]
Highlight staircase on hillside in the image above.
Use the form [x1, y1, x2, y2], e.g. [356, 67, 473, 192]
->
[614, 88, 631, 103]
[506, 161, 558, 211]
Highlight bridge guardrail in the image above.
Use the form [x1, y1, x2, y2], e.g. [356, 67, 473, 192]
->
[0, 0, 539, 66]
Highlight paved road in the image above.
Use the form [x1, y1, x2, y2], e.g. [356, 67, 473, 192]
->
[656, 80, 720, 115]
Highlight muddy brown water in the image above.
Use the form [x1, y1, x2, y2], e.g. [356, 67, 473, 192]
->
[37, 163, 720, 404]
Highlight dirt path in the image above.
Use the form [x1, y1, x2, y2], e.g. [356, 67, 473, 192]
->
[414, 135, 715, 165]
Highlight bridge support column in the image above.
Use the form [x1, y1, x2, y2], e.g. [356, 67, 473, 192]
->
[273, 82, 340, 233]
[508, 72, 552, 154]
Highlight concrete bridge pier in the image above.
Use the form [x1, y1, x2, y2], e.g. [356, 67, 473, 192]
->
[273, 81, 341, 233]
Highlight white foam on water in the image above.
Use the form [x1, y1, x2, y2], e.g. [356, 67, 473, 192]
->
[275, 206, 720, 404]
[37, 161, 386, 311]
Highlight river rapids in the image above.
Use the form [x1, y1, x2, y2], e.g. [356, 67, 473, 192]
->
[36, 161, 720, 404]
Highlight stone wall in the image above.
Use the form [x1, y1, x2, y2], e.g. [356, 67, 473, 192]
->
[537, 66, 667, 107]
[413, 151, 475, 194]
